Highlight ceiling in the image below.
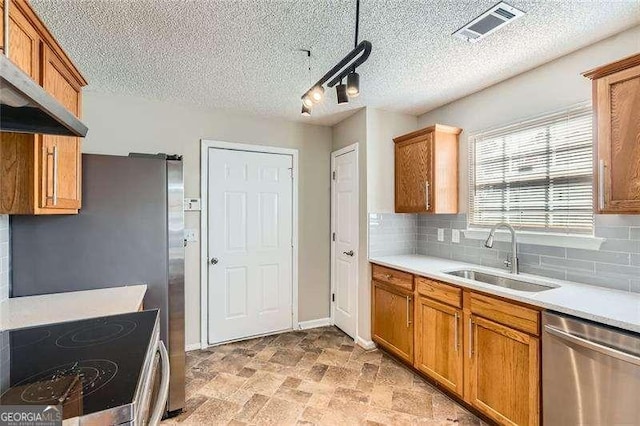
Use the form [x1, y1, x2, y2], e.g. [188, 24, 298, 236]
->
[31, 0, 640, 126]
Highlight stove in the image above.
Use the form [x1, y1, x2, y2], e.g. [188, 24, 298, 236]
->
[0, 310, 163, 424]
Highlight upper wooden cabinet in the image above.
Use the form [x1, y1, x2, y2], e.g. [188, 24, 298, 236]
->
[584, 53, 640, 214]
[394, 124, 461, 214]
[0, 0, 87, 215]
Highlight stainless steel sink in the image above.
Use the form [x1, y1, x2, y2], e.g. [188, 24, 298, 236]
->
[445, 269, 556, 292]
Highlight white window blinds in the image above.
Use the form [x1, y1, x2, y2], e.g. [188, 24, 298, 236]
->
[469, 104, 593, 233]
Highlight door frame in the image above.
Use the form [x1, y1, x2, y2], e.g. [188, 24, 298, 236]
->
[200, 140, 299, 349]
[330, 143, 359, 339]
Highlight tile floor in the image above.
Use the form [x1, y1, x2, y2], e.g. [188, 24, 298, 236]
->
[163, 326, 483, 425]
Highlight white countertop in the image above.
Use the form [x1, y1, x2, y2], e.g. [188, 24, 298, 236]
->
[370, 254, 640, 334]
[0, 285, 147, 331]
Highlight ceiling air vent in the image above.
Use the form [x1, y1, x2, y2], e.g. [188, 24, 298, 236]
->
[453, 2, 525, 43]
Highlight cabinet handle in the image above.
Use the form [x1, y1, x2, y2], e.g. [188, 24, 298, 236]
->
[384, 274, 392, 280]
[47, 146, 59, 206]
[425, 181, 430, 211]
[454, 312, 459, 352]
[406, 296, 412, 327]
[468, 317, 474, 358]
[599, 159, 605, 211]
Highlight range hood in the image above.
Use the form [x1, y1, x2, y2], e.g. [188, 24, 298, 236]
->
[1, 54, 88, 137]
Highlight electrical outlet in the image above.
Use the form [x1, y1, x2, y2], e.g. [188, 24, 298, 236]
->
[452, 229, 460, 243]
[184, 228, 198, 243]
[437, 228, 444, 242]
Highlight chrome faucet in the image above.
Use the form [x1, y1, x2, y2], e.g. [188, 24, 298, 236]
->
[484, 222, 519, 274]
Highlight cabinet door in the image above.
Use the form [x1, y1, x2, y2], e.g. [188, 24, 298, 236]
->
[414, 296, 463, 397]
[467, 315, 539, 426]
[39, 45, 82, 211]
[372, 281, 413, 363]
[0, 1, 40, 80]
[595, 63, 640, 213]
[395, 132, 433, 213]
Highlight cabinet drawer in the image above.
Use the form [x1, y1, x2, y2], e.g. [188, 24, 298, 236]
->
[468, 292, 539, 336]
[372, 264, 413, 291]
[416, 277, 461, 308]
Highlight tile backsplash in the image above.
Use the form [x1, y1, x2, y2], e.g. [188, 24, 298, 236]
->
[368, 213, 416, 258]
[0, 215, 8, 302]
[369, 212, 640, 293]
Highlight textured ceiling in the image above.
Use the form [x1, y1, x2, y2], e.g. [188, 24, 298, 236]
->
[31, 0, 640, 126]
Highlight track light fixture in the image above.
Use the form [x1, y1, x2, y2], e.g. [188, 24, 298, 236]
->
[301, 104, 311, 116]
[346, 72, 360, 97]
[299, 0, 371, 112]
[336, 81, 348, 104]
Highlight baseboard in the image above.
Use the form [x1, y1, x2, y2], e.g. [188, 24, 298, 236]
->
[185, 343, 202, 352]
[356, 336, 376, 350]
[298, 317, 332, 330]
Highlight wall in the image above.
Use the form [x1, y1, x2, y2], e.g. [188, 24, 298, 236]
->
[366, 109, 417, 213]
[368, 213, 416, 258]
[0, 215, 8, 303]
[81, 91, 333, 347]
[417, 25, 640, 210]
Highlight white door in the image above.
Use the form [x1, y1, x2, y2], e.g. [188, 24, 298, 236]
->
[208, 148, 293, 344]
[331, 146, 358, 338]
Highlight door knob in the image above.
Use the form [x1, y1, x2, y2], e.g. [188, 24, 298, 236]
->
[210, 257, 219, 265]
[343, 250, 354, 257]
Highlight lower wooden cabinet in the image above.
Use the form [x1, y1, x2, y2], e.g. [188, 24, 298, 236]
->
[372, 280, 414, 364]
[466, 315, 539, 426]
[371, 263, 541, 425]
[414, 296, 463, 397]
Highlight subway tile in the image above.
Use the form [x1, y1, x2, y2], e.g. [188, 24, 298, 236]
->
[566, 272, 630, 292]
[566, 248, 630, 265]
[540, 256, 594, 272]
[451, 252, 480, 265]
[599, 239, 640, 253]
[631, 254, 640, 267]
[595, 262, 640, 277]
[631, 227, 640, 240]
[519, 264, 566, 281]
[518, 243, 566, 258]
[508, 252, 540, 266]
[631, 280, 640, 294]
[463, 246, 497, 260]
[480, 257, 509, 270]
[0, 215, 8, 230]
[594, 226, 630, 239]
[595, 214, 640, 227]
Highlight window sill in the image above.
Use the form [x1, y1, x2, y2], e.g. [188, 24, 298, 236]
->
[462, 228, 605, 250]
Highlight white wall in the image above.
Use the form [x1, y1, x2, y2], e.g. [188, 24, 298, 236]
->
[366, 109, 417, 213]
[418, 25, 640, 211]
[82, 92, 333, 347]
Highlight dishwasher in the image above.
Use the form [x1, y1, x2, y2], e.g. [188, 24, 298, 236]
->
[543, 311, 640, 425]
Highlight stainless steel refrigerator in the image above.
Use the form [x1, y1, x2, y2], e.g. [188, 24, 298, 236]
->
[10, 153, 185, 416]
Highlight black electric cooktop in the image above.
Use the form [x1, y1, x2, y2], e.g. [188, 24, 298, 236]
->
[0, 309, 158, 418]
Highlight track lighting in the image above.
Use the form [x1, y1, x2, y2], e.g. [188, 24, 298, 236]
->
[298, 0, 371, 110]
[302, 94, 313, 108]
[336, 82, 348, 104]
[310, 85, 324, 103]
[301, 104, 311, 116]
[346, 72, 360, 97]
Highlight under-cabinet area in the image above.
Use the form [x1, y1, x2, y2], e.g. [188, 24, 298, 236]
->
[372, 263, 541, 426]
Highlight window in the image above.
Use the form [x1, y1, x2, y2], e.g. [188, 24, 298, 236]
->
[469, 104, 593, 234]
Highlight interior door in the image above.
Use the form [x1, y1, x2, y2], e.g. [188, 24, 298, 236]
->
[331, 147, 358, 338]
[208, 148, 293, 344]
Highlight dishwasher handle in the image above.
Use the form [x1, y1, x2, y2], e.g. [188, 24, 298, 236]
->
[148, 341, 171, 426]
[545, 324, 640, 367]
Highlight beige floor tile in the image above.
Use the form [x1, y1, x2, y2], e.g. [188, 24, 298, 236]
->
[198, 372, 248, 400]
[166, 327, 480, 426]
[252, 397, 304, 425]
